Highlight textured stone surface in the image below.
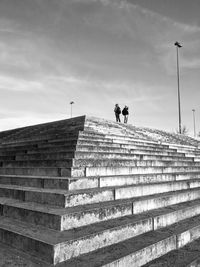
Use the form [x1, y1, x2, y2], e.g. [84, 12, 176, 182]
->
[0, 116, 200, 266]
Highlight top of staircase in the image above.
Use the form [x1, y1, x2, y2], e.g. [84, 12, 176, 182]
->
[0, 115, 199, 148]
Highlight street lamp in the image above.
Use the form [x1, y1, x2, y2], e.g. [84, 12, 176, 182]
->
[192, 109, 196, 138]
[174, 41, 182, 134]
[70, 101, 74, 118]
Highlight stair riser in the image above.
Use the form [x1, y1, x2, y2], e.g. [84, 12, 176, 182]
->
[133, 189, 200, 214]
[1, 173, 199, 191]
[2, 134, 79, 147]
[79, 134, 162, 146]
[2, 205, 62, 230]
[85, 166, 200, 177]
[0, 145, 76, 156]
[99, 173, 200, 188]
[26, 145, 76, 154]
[0, 188, 66, 206]
[37, 140, 77, 148]
[76, 146, 183, 156]
[15, 152, 75, 161]
[154, 204, 200, 230]
[0, 167, 63, 177]
[115, 181, 200, 200]
[73, 160, 199, 168]
[65, 189, 114, 207]
[0, 140, 77, 152]
[0, 228, 54, 263]
[0, 176, 69, 190]
[76, 154, 193, 162]
[2, 159, 73, 168]
[76, 141, 177, 152]
[14, 153, 193, 162]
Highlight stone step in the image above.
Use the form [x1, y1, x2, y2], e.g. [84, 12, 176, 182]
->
[75, 139, 174, 150]
[63, 214, 200, 267]
[1, 132, 79, 147]
[1, 159, 73, 168]
[0, 174, 70, 189]
[80, 135, 168, 148]
[0, 145, 76, 156]
[0, 172, 200, 191]
[0, 184, 114, 207]
[2, 193, 200, 232]
[2, 132, 79, 146]
[0, 166, 73, 177]
[0, 144, 39, 152]
[77, 143, 179, 153]
[4, 182, 199, 234]
[74, 151, 192, 161]
[0, 155, 16, 161]
[73, 159, 199, 168]
[15, 151, 74, 160]
[14, 151, 193, 162]
[0, 139, 78, 150]
[75, 145, 184, 156]
[2, 208, 200, 265]
[98, 172, 200, 189]
[113, 179, 200, 201]
[143, 239, 200, 267]
[31, 137, 175, 151]
[85, 165, 200, 177]
[0, 141, 178, 156]
[1, 116, 85, 141]
[1, 158, 198, 169]
[79, 131, 159, 145]
[0, 214, 152, 264]
[1, 179, 200, 208]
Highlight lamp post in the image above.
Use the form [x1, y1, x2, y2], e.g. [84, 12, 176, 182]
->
[192, 109, 196, 138]
[70, 101, 74, 118]
[174, 41, 182, 134]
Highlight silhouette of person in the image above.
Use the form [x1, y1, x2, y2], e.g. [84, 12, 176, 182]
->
[122, 105, 129, 123]
[114, 104, 121, 122]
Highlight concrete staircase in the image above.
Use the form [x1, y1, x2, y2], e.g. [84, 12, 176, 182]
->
[0, 115, 200, 266]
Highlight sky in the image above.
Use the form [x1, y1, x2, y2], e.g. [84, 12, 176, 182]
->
[0, 0, 200, 135]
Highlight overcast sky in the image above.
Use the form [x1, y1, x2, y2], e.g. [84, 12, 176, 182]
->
[0, 0, 200, 134]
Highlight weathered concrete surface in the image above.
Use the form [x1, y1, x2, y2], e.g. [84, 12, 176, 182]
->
[0, 242, 47, 267]
[61, 215, 200, 267]
[0, 116, 200, 266]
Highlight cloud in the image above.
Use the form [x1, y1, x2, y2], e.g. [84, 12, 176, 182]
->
[0, 75, 44, 92]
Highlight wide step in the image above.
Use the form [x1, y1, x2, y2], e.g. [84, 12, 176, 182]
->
[62, 214, 200, 267]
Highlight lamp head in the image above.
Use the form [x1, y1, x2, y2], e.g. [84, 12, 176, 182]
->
[174, 41, 182, 48]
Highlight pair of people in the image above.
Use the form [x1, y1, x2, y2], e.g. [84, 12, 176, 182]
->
[114, 104, 129, 123]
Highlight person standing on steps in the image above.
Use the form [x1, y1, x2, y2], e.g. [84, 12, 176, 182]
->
[122, 105, 129, 123]
[114, 104, 121, 122]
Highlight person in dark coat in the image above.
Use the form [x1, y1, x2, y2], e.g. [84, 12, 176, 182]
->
[122, 105, 129, 123]
[114, 104, 121, 122]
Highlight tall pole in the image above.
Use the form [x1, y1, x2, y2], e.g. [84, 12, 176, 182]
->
[174, 41, 182, 134]
[192, 109, 196, 138]
[70, 101, 74, 118]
